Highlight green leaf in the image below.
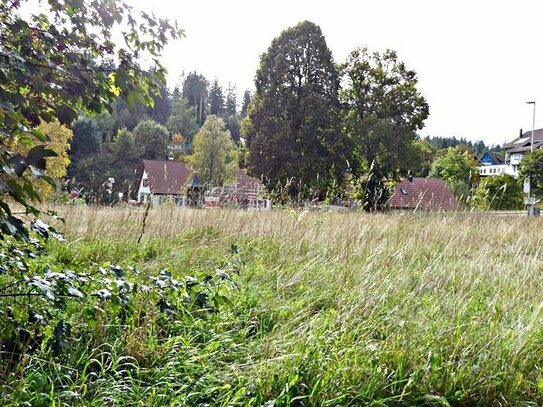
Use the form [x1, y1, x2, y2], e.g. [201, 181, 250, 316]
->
[67, 286, 85, 298]
[55, 104, 78, 125]
[26, 145, 57, 170]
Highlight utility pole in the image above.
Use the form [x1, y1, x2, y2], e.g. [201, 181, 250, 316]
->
[526, 101, 536, 216]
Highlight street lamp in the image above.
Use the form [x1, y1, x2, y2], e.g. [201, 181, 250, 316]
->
[526, 101, 536, 216]
[527, 101, 535, 152]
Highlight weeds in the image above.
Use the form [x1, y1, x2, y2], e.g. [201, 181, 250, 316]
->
[1, 206, 543, 405]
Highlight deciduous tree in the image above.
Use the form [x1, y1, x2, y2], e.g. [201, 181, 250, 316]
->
[519, 149, 543, 198]
[429, 146, 479, 201]
[473, 174, 523, 210]
[0, 0, 182, 238]
[340, 48, 429, 211]
[189, 116, 237, 186]
[29, 121, 73, 199]
[133, 120, 170, 160]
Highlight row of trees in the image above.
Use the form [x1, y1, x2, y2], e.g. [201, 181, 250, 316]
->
[425, 136, 501, 157]
[241, 21, 526, 210]
[241, 21, 426, 209]
[64, 72, 252, 200]
[63, 20, 517, 208]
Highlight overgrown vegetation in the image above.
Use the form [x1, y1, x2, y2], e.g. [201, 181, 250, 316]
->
[2, 206, 542, 406]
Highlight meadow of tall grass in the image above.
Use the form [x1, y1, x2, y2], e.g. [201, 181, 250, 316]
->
[2, 205, 543, 406]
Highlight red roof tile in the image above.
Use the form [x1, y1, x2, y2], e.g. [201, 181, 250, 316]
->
[143, 160, 190, 195]
[234, 169, 262, 191]
[389, 177, 459, 211]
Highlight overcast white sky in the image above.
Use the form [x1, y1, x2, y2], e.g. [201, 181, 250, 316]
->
[129, 0, 542, 146]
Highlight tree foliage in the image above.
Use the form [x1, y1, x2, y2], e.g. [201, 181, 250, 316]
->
[133, 120, 170, 160]
[189, 116, 237, 186]
[243, 21, 349, 199]
[147, 81, 171, 125]
[425, 136, 500, 157]
[0, 0, 182, 239]
[407, 138, 437, 177]
[240, 89, 252, 118]
[69, 118, 101, 161]
[473, 174, 523, 210]
[34, 121, 73, 198]
[167, 93, 199, 141]
[0, 0, 183, 388]
[519, 149, 543, 198]
[183, 72, 208, 126]
[225, 84, 238, 116]
[340, 48, 429, 211]
[429, 146, 479, 201]
[224, 84, 241, 143]
[209, 79, 225, 116]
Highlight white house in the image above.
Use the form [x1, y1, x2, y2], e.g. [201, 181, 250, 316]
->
[478, 129, 543, 178]
[477, 152, 514, 177]
[134, 160, 270, 209]
[501, 129, 543, 177]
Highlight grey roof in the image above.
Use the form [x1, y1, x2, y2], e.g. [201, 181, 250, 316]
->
[503, 129, 543, 153]
[186, 174, 204, 188]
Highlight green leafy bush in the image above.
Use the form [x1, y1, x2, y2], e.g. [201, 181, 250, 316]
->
[473, 174, 524, 210]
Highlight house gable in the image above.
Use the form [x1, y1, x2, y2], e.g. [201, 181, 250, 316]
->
[480, 152, 504, 166]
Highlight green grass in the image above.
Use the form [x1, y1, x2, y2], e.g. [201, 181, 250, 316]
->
[2, 206, 543, 406]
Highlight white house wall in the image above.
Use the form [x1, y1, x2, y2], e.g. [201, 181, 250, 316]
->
[137, 170, 151, 203]
[478, 164, 516, 177]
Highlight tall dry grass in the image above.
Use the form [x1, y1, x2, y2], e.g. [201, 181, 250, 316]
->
[37, 205, 543, 405]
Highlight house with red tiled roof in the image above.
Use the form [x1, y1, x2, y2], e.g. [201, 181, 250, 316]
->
[136, 160, 191, 205]
[204, 169, 269, 209]
[389, 177, 460, 211]
[135, 160, 268, 208]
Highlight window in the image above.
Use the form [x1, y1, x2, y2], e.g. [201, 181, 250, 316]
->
[142, 178, 149, 187]
[400, 188, 408, 195]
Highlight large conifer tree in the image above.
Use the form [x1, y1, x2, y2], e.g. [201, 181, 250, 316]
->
[243, 21, 350, 199]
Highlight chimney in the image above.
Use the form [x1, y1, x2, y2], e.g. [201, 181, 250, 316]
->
[520, 128, 523, 138]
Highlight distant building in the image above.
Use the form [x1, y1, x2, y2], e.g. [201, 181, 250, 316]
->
[389, 177, 459, 211]
[135, 160, 269, 209]
[135, 160, 190, 205]
[476, 129, 543, 179]
[478, 152, 512, 177]
[501, 129, 543, 177]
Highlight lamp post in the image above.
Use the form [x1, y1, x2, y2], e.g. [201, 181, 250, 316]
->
[526, 101, 536, 216]
[527, 101, 535, 152]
